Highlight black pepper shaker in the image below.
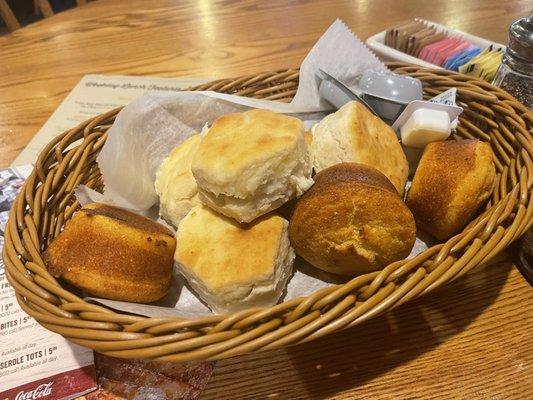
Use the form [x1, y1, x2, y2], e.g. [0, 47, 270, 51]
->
[492, 14, 533, 108]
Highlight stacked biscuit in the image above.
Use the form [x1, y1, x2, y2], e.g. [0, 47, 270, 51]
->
[157, 109, 313, 313]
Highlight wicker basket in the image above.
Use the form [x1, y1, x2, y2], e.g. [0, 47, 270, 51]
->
[3, 63, 532, 362]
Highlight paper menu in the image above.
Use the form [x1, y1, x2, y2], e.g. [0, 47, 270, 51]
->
[12, 75, 209, 167]
[0, 166, 97, 400]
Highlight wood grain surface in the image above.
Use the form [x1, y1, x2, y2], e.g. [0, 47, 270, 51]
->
[203, 256, 533, 400]
[0, 1, 532, 399]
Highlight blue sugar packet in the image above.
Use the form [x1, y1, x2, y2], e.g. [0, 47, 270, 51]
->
[443, 50, 465, 69]
[446, 47, 482, 71]
[452, 47, 483, 70]
[443, 47, 475, 69]
[443, 49, 467, 70]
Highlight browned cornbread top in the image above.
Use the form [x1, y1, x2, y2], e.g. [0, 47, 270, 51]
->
[312, 162, 398, 194]
[44, 203, 176, 303]
[406, 139, 495, 240]
[289, 163, 416, 275]
[82, 203, 174, 236]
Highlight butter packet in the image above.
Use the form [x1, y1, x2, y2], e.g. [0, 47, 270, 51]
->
[394, 88, 463, 176]
[392, 88, 463, 134]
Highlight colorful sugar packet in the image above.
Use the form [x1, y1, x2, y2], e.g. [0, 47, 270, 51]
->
[385, 20, 504, 81]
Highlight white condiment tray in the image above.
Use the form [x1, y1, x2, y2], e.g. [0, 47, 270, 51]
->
[365, 18, 506, 69]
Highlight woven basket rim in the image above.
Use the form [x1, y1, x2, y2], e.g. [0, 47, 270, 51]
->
[3, 63, 532, 362]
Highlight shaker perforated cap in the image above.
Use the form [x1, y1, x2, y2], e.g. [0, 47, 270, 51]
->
[508, 15, 533, 62]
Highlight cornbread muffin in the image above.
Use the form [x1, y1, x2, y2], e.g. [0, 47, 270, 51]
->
[155, 134, 202, 227]
[311, 101, 409, 195]
[406, 139, 496, 240]
[175, 205, 294, 313]
[289, 163, 416, 275]
[44, 203, 176, 303]
[191, 109, 313, 223]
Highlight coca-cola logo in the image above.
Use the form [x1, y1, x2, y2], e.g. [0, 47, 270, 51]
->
[14, 382, 53, 400]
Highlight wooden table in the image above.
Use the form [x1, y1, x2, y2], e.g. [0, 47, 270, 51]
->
[1, 1, 532, 399]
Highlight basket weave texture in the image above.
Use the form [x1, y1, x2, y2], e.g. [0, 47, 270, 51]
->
[3, 63, 532, 362]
